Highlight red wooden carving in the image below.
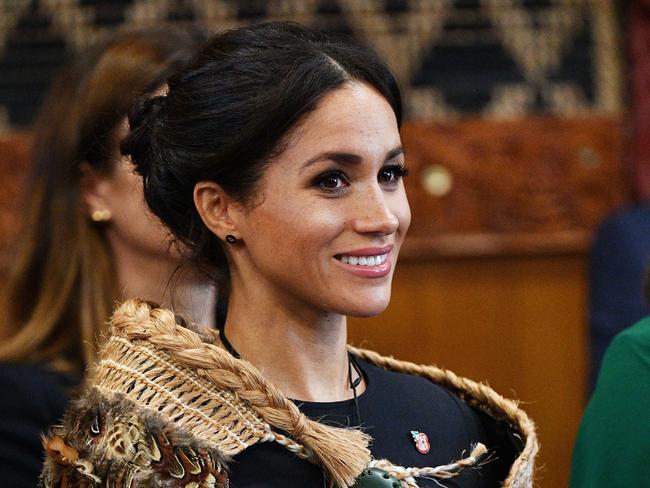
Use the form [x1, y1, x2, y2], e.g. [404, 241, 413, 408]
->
[630, 0, 650, 200]
[400, 117, 626, 258]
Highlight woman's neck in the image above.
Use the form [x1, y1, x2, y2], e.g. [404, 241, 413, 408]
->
[114, 248, 217, 330]
[223, 284, 363, 402]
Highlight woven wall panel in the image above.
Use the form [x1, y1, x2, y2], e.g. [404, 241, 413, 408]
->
[0, 0, 623, 132]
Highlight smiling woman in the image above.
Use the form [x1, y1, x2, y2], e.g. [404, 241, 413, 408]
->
[194, 82, 411, 329]
[40, 22, 537, 488]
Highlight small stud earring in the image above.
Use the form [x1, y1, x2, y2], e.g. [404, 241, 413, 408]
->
[225, 235, 237, 244]
[91, 209, 112, 222]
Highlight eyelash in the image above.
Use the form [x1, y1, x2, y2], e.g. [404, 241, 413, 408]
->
[312, 164, 409, 194]
[379, 163, 409, 184]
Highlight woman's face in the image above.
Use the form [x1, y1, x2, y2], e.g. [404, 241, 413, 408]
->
[83, 119, 179, 264]
[230, 82, 411, 317]
[102, 155, 179, 261]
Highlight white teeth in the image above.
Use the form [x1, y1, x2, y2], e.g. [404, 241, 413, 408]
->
[337, 253, 388, 266]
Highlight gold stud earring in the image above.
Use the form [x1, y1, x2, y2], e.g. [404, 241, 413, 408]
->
[91, 209, 112, 222]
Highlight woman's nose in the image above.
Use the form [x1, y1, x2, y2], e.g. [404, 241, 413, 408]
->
[351, 187, 400, 235]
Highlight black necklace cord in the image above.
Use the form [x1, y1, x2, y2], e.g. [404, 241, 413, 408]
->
[348, 352, 363, 426]
[219, 322, 362, 424]
[217, 321, 241, 359]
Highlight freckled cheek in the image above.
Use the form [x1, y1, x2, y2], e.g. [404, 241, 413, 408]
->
[294, 212, 346, 257]
[256, 203, 344, 259]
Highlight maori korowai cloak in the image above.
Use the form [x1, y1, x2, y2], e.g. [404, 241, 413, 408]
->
[40, 299, 538, 488]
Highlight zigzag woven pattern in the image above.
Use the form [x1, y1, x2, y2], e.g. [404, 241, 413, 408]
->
[0, 0, 622, 131]
[95, 336, 270, 455]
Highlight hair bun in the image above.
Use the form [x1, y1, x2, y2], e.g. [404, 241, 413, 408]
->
[121, 95, 167, 180]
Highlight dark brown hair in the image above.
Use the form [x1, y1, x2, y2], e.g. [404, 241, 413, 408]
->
[0, 29, 202, 374]
[122, 22, 401, 288]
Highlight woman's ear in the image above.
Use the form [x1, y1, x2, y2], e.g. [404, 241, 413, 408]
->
[79, 163, 113, 222]
[194, 181, 240, 241]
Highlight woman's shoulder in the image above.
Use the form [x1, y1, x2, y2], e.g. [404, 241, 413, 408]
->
[0, 361, 76, 417]
[600, 316, 650, 376]
[0, 360, 75, 381]
[614, 315, 650, 344]
[40, 387, 230, 488]
[589, 315, 650, 400]
[355, 353, 531, 485]
[0, 362, 77, 488]
[570, 317, 650, 487]
[357, 357, 494, 462]
[359, 357, 476, 416]
[358, 355, 495, 411]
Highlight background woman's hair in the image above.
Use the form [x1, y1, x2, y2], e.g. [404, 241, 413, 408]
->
[0, 28, 203, 374]
[122, 21, 401, 290]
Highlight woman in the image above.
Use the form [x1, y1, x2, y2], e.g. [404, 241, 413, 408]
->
[0, 29, 215, 488]
[40, 23, 537, 487]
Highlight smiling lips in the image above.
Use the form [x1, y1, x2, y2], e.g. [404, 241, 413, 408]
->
[334, 246, 393, 277]
[339, 253, 388, 266]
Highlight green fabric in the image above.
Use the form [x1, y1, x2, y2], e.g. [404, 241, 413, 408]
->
[570, 316, 650, 487]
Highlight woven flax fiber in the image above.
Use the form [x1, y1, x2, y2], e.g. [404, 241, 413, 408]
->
[84, 299, 538, 487]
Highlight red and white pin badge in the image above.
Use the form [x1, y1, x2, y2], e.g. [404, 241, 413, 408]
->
[410, 430, 430, 454]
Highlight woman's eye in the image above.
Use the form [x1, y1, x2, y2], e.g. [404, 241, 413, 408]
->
[313, 171, 349, 192]
[378, 164, 409, 185]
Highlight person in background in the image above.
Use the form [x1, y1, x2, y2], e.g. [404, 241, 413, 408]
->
[0, 29, 214, 488]
[588, 205, 650, 389]
[570, 267, 650, 487]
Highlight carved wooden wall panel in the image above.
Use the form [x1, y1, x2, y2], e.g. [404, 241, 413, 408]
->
[629, 0, 650, 200]
[0, 118, 627, 268]
[400, 117, 627, 258]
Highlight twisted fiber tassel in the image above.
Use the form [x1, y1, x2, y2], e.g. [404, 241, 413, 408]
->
[109, 299, 371, 488]
[370, 443, 488, 487]
[349, 347, 538, 488]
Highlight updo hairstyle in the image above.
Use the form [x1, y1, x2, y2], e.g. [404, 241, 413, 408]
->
[121, 22, 401, 286]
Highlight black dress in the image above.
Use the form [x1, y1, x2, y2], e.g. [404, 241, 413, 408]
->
[228, 357, 517, 487]
[0, 362, 77, 488]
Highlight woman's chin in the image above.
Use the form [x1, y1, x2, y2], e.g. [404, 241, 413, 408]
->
[339, 294, 391, 318]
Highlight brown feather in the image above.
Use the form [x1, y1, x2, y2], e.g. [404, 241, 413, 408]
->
[40, 387, 229, 487]
[41, 435, 79, 465]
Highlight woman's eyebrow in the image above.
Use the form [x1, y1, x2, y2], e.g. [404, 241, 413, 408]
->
[386, 146, 404, 160]
[300, 146, 404, 172]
